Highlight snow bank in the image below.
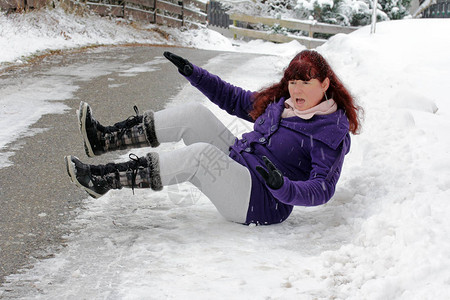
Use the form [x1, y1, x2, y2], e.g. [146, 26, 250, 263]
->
[315, 18, 450, 299]
[0, 7, 165, 65]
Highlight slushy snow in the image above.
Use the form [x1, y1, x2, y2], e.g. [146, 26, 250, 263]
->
[1, 6, 450, 300]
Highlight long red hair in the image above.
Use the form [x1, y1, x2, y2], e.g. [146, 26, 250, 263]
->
[250, 50, 362, 134]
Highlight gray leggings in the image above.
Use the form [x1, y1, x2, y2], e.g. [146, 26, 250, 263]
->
[153, 103, 252, 223]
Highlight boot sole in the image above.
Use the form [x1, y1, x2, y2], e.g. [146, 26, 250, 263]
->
[78, 101, 95, 158]
[64, 155, 102, 199]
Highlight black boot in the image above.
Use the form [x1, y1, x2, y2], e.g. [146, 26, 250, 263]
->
[78, 101, 160, 157]
[64, 153, 163, 198]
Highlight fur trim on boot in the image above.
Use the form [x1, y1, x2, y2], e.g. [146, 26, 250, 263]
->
[142, 110, 160, 148]
[146, 152, 163, 191]
[143, 111, 160, 148]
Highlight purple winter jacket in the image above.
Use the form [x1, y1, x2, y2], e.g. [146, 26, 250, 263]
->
[185, 64, 351, 225]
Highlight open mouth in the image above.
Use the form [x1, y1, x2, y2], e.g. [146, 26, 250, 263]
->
[295, 98, 306, 105]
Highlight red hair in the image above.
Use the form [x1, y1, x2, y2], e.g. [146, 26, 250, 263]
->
[250, 50, 362, 134]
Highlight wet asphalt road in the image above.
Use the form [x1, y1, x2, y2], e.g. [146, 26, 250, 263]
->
[0, 46, 220, 285]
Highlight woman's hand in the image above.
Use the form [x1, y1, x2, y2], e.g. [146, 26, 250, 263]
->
[256, 156, 284, 190]
[163, 52, 193, 76]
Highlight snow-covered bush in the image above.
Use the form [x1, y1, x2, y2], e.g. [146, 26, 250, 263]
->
[229, 0, 412, 26]
[378, 0, 412, 20]
[294, 0, 411, 26]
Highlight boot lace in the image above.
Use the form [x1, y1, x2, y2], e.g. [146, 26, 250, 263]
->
[128, 153, 142, 195]
[93, 153, 142, 195]
[117, 106, 141, 140]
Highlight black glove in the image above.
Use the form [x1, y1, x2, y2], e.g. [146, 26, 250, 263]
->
[256, 156, 284, 190]
[163, 51, 193, 76]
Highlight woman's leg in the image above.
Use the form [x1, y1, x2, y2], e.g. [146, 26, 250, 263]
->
[159, 142, 251, 223]
[154, 103, 236, 154]
[65, 142, 252, 223]
[79, 102, 236, 157]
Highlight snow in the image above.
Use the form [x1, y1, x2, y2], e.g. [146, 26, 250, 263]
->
[1, 6, 450, 300]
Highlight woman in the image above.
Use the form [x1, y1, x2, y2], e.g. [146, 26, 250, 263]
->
[64, 50, 361, 225]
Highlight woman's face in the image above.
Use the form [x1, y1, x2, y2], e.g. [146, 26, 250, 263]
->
[288, 77, 330, 111]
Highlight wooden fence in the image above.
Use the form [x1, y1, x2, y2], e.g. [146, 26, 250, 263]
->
[0, 0, 48, 11]
[1, 0, 207, 27]
[1, 0, 357, 47]
[206, 1, 357, 49]
[229, 13, 358, 48]
[85, 0, 207, 27]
